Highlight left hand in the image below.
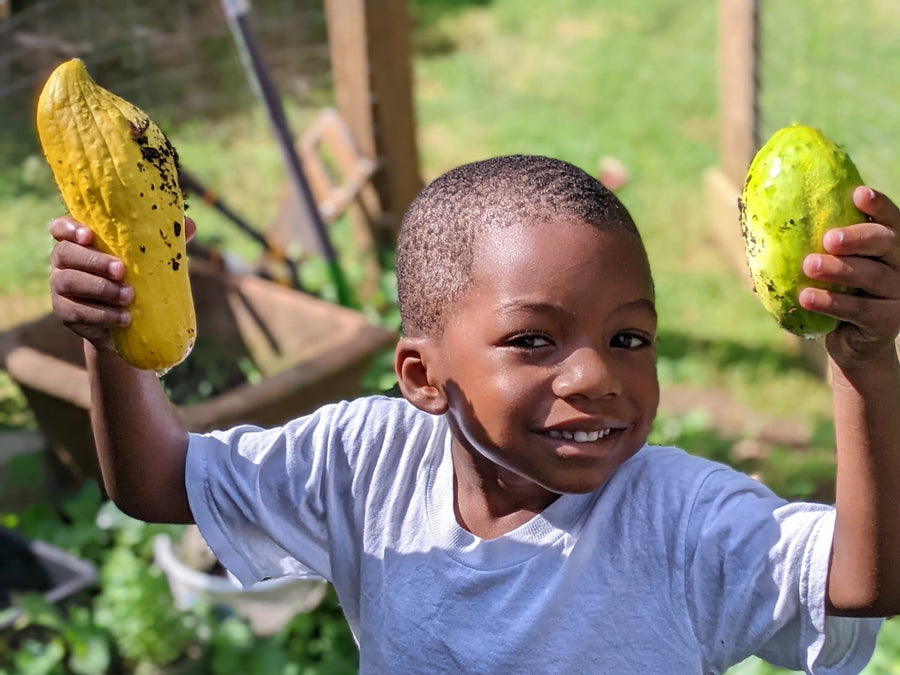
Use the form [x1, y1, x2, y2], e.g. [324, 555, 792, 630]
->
[799, 186, 900, 368]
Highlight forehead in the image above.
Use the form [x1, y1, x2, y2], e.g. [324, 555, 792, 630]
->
[468, 219, 653, 306]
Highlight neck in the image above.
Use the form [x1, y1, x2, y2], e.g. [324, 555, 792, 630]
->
[450, 440, 560, 539]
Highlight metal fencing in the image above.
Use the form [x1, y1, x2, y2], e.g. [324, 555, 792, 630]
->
[0, 0, 330, 147]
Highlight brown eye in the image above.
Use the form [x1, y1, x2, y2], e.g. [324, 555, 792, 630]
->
[507, 332, 553, 350]
[611, 332, 651, 350]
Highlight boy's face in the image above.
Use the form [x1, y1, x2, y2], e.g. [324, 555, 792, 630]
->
[430, 218, 659, 499]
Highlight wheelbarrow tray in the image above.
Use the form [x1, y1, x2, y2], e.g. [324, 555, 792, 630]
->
[0, 259, 396, 487]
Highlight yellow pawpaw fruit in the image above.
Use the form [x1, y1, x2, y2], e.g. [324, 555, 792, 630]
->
[36, 58, 196, 371]
[739, 124, 865, 338]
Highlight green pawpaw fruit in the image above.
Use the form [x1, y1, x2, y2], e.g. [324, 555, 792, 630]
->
[738, 124, 865, 338]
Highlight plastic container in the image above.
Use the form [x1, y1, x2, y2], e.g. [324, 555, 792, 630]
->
[0, 527, 98, 629]
[153, 532, 328, 636]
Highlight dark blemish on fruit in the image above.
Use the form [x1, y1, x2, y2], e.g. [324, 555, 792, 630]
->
[173, 222, 182, 237]
[139, 245, 146, 253]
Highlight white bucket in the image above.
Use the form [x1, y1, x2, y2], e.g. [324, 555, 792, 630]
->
[153, 533, 328, 636]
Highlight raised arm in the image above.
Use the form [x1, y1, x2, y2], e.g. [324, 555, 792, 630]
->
[798, 187, 900, 615]
[50, 216, 193, 523]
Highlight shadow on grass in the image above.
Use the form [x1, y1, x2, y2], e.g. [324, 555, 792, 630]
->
[656, 329, 822, 379]
[652, 329, 836, 503]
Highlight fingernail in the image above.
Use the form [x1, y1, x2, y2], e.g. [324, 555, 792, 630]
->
[798, 287, 817, 308]
[804, 254, 821, 274]
[119, 311, 131, 327]
[867, 187, 877, 201]
[826, 229, 844, 249]
[118, 285, 133, 304]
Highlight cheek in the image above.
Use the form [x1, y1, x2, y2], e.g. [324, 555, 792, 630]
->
[455, 376, 537, 444]
[636, 371, 660, 430]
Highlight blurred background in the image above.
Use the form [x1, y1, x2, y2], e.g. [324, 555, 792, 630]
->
[1, 0, 898, 672]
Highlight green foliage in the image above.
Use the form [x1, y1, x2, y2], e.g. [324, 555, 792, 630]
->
[0, 372, 35, 431]
[1, 489, 358, 673]
[1, 596, 112, 675]
[205, 590, 358, 675]
[92, 546, 199, 668]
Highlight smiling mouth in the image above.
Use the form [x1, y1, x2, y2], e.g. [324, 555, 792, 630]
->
[543, 429, 614, 443]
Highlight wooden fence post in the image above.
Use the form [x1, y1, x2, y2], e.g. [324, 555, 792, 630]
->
[704, 0, 759, 274]
[718, 0, 759, 186]
[704, 0, 835, 377]
[324, 0, 423, 245]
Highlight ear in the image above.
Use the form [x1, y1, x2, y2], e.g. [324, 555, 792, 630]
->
[395, 336, 448, 415]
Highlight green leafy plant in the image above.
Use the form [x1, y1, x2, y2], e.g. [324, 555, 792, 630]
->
[1, 595, 112, 675]
[1, 486, 358, 674]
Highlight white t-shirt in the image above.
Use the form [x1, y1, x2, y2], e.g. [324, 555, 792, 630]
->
[185, 396, 881, 674]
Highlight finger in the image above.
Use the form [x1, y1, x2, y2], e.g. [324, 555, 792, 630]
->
[51, 240, 127, 281]
[49, 215, 94, 245]
[184, 216, 196, 242]
[822, 222, 897, 259]
[853, 186, 900, 231]
[51, 267, 134, 307]
[799, 287, 900, 335]
[803, 253, 898, 299]
[51, 293, 131, 329]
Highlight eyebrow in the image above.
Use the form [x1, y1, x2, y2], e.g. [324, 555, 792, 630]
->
[496, 298, 657, 319]
[616, 298, 658, 319]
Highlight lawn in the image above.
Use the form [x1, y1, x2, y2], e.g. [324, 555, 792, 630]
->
[2, 0, 899, 672]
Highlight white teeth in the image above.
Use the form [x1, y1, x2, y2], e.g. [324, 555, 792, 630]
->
[547, 429, 611, 442]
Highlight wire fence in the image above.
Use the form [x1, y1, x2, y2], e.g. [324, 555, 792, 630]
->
[0, 0, 330, 153]
[758, 0, 899, 191]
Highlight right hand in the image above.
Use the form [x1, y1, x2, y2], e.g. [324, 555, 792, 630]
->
[49, 215, 132, 351]
[48, 215, 197, 351]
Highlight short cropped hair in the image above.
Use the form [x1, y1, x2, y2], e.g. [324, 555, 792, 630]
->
[395, 154, 641, 336]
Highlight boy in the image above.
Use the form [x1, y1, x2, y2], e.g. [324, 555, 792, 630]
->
[48, 155, 899, 673]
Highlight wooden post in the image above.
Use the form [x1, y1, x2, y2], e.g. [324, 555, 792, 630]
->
[717, 0, 758, 186]
[324, 0, 423, 244]
[704, 0, 759, 274]
[704, 0, 837, 378]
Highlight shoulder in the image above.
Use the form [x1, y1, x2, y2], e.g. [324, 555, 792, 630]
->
[618, 444, 762, 499]
[295, 395, 442, 444]
[191, 395, 443, 463]
[624, 446, 832, 562]
[610, 445, 796, 535]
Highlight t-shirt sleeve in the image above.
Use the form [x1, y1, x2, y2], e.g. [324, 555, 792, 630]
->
[683, 468, 881, 673]
[184, 400, 361, 587]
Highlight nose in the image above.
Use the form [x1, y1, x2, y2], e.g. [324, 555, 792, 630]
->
[551, 346, 622, 400]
